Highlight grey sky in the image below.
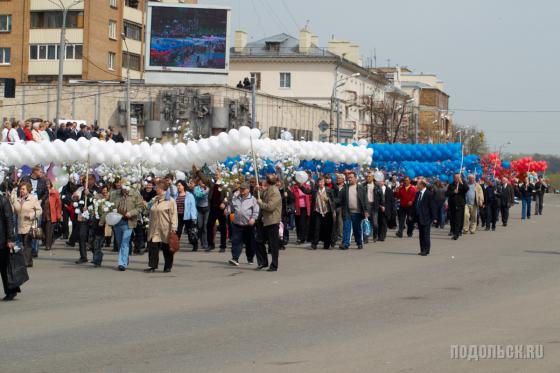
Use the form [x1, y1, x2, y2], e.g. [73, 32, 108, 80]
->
[200, 0, 560, 154]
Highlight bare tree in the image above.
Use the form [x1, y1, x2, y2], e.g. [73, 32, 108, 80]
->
[363, 88, 410, 143]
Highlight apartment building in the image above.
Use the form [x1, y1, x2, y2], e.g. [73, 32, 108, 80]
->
[0, 0, 197, 84]
[229, 29, 387, 142]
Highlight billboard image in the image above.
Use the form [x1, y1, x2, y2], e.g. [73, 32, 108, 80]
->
[146, 4, 230, 73]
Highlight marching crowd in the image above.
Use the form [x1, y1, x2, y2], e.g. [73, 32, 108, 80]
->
[0, 159, 550, 301]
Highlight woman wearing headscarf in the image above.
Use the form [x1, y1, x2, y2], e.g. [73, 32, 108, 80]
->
[144, 180, 178, 273]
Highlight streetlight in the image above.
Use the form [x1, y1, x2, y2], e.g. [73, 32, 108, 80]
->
[121, 32, 131, 140]
[332, 72, 360, 143]
[52, 0, 83, 125]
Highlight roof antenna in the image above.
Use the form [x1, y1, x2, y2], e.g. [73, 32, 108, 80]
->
[304, 20, 310, 30]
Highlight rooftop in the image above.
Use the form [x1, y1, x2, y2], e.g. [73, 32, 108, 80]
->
[231, 33, 338, 59]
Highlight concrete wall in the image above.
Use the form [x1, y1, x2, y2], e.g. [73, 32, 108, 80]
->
[0, 84, 329, 142]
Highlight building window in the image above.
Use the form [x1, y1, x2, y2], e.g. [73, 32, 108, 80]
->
[30, 11, 83, 29]
[250, 72, 261, 90]
[108, 52, 116, 70]
[29, 44, 83, 60]
[280, 72, 291, 88]
[0, 15, 12, 32]
[123, 21, 142, 41]
[122, 52, 141, 71]
[0, 48, 10, 65]
[110, 0, 118, 8]
[125, 0, 140, 8]
[109, 20, 117, 40]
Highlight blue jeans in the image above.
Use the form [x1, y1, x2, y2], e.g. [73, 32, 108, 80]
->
[114, 220, 133, 267]
[342, 213, 364, 247]
[521, 196, 532, 220]
[438, 204, 446, 228]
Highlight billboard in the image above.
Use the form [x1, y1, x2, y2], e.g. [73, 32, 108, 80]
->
[146, 3, 230, 73]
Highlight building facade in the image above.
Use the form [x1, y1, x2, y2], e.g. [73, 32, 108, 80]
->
[229, 30, 387, 142]
[0, 0, 197, 84]
[401, 73, 452, 144]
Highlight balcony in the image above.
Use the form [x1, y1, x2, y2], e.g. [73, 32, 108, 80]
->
[123, 6, 143, 25]
[30, 0, 84, 11]
[28, 59, 82, 75]
[29, 29, 83, 44]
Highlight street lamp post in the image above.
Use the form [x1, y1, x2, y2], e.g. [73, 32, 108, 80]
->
[121, 33, 131, 140]
[332, 72, 360, 143]
[54, 0, 83, 125]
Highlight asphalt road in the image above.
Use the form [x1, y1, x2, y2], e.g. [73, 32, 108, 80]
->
[1, 195, 560, 373]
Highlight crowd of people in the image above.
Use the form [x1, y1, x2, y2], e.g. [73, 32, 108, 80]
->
[1, 120, 125, 143]
[0, 159, 550, 301]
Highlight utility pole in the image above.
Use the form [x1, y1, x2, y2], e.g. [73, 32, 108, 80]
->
[122, 33, 131, 140]
[251, 80, 256, 128]
[55, 0, 83, 125]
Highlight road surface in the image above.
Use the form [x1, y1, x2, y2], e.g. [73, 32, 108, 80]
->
[1, 195, 559, 373]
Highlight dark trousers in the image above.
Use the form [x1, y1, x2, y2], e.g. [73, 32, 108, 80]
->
[0, 247, 21, 296]
[485, 205, 498, 229]
[185, 219, 198, 251]
[177, 216, 186, 240]
[500, 205, 510, 225]
[377, 212, 388, 241]
[62, 208, 70, 238]
[68, 218, 79, 244]
[78, 221, 91, 261]
[208, 207, 227, 249]
[44, 220, 55, 250]
[310, 212, 333, 249]
[398, 206, 415, 237]
[231, 224, 255, 262]
[19, 234, 33, 266]
[256, 224, 280, 269]
[367, 204, 378, 242]
[449, 204, 464, 237]
[133, 223, 145, 252]
[92, 233, 105, 265]
[535, 194, 544, 215]
[148, 241, 173, 270]
[418, 223, 431, 254]
[295, 208, 309, 243]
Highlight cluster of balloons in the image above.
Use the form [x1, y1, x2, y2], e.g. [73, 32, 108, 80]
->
[367, 143, 462, 162]
[0, 126, 373, 170]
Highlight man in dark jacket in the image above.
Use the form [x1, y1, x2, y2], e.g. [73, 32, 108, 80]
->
[483, 179, 499, 231]
[0, 194, 19, 301]
[375, 178, 396, 242]
[339, 171, 369, 250]
[446, 173, 469, 240]
[413, 180, 437, 256]
[363, 173, 379, 243]
[534, 175, 547, 216]
[497, 177, 514, 226]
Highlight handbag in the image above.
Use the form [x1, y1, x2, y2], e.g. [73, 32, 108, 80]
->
[168, 205, 180, 253]
[7, 250, 29, 288]
[30, 209, 44, 240]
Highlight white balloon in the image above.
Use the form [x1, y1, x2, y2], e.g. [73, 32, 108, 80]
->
[295, 171, 308, 184]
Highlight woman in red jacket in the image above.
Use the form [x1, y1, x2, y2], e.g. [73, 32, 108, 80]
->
[43, 180, 62, 251]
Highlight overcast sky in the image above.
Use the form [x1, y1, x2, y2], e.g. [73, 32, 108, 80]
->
[200, 0, 560, 154]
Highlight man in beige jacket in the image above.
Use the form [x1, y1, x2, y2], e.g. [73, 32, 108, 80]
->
[463, 174, 484, 234]
[256, 174, 282, 272]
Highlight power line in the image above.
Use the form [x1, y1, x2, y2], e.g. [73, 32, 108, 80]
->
[250, 0, 266, 38]
[260, 0, 290, 32]
[451, 108, 560, 113]
[280, 0, 300, 30]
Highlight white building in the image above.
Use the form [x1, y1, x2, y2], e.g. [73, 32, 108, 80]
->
[229, 29, 387, 142]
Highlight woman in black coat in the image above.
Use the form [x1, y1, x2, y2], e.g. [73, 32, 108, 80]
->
[301, 178, 336, 250]
[0, 194, 19, 301]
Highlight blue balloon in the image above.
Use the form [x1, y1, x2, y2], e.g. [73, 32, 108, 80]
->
[502, 161, 511, 169]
